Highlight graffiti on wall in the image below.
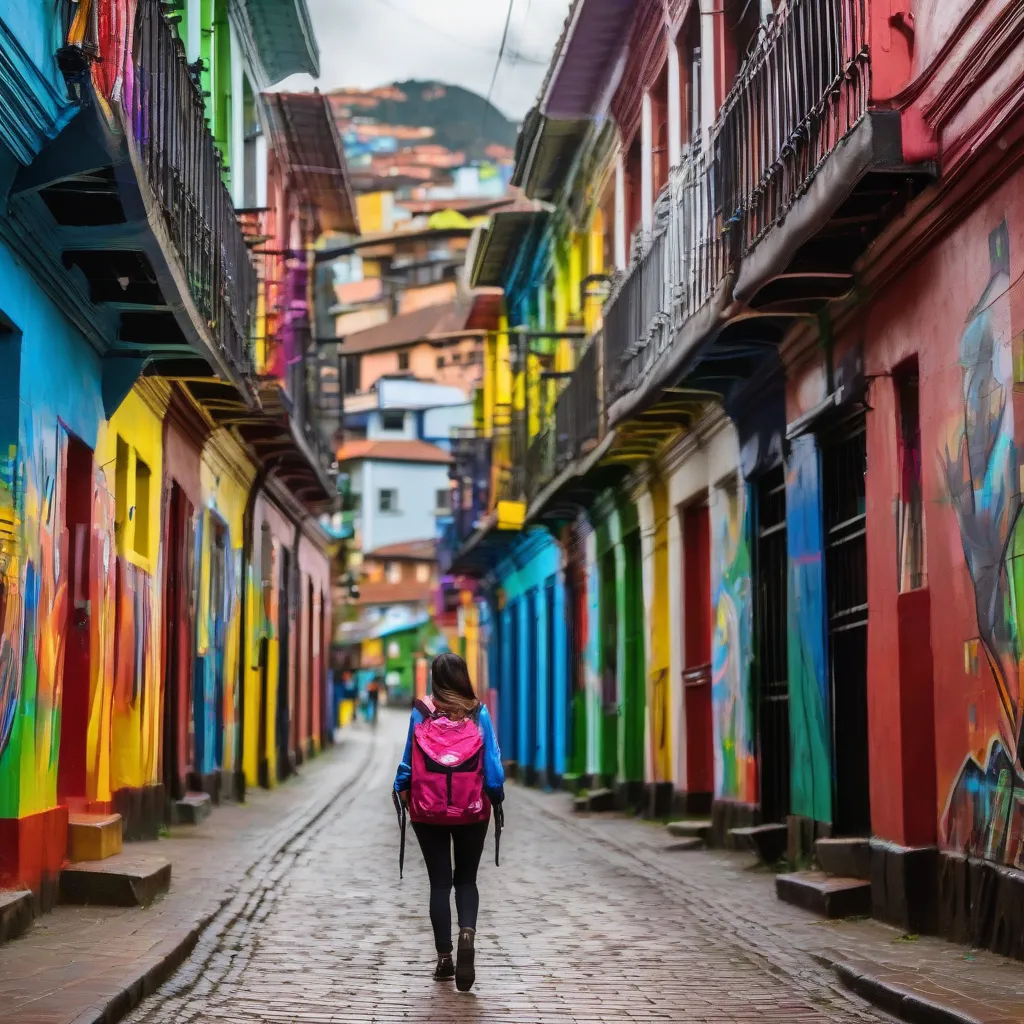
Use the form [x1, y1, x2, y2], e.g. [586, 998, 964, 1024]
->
[942, 219, 1024, 863]
[786, 435, 831, 823]
[710, 479, 756, 803]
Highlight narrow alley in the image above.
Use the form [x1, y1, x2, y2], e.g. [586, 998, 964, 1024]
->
[104, 715, 890, 1024]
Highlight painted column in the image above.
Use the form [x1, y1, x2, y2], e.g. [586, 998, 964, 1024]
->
[667, 38, 682, 168]
[641, 92, 654, 234]
[613, 152, 627, 271]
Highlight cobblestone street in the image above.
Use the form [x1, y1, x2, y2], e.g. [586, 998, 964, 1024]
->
[121, 713, 895, 1024]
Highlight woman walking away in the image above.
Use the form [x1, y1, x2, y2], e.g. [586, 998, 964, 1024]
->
[394, 652, 505, 991]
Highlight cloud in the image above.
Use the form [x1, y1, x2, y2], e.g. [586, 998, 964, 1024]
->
[273, 0, 571, 122]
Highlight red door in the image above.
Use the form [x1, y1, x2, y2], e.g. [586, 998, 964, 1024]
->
[57, 434, 94, 805]
[682, 503, 714, 802]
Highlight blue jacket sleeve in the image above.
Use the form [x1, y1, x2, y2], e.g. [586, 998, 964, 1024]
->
[478, 705, 506, 803]
[394, 708, 423, 792]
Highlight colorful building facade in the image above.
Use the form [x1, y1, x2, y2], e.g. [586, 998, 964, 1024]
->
[443, 0, 1024, 959]
[0, 0, 349, 907]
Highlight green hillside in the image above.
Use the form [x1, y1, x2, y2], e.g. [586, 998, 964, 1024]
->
[370, 81, 517, 159]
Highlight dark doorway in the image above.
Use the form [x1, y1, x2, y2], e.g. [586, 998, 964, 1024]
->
[306, 578, 315, 756]
[754, 464, 790, 824]
[257, 523, 272, 788]
[524, 587, 539, 784]
[564, 562, 581, 778]
[622, 530, 645, 785]
[57, 432, 94, 805]
[277, 546, 292, 781]
[544, 577, 557, 787]
[162, 482, 195, 801]
[822, 414, 871, 836]
[682, 501, 713, 810]
[599, 548, 618, 782]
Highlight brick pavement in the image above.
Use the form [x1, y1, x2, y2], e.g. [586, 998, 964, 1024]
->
[7, 711, 1024, 1024]
[120, 713, 896, 1024]
[0, 731, 376, 1024]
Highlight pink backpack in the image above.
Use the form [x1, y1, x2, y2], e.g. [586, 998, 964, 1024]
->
[409, 697, 490, 825]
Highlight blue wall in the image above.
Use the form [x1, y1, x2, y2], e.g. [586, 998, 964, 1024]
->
[493, 529, 566, 779]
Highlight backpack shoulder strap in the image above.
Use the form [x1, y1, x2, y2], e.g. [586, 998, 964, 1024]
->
[414, 696, 436, 719]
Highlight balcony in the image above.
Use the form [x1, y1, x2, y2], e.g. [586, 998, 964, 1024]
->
[602, 0, 932, 426]
[6, 0, 258, 416]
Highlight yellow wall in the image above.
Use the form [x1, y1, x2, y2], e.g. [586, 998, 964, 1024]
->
[356, 192, 393, 235]
[94, 387, 166, 801]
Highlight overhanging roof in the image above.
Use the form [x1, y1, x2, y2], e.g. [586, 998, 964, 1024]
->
[470, 208, 548, 289]
[242, 0, 320, 82]
[264, 92, 359, 235]
[512, 109, 590, 202]
[541, 0, 634, 119]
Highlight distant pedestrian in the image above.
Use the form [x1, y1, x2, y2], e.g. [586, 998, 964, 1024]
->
[366, 676, 381, 728]
[393, 652, 505, 992]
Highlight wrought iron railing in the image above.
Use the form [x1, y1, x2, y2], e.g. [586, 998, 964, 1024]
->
[554, 333, 602, 469]
[603, 0, 870, 407]
[450, 427, 492, 544]
[712, 0, 869, 257]
[604, 155, 720, 402]
[132, 0, 257, 375]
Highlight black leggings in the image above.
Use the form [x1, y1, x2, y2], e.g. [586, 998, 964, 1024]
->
[412, 820, 489, 953]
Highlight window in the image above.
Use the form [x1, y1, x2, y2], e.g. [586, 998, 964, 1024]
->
[435, 488, 451, 513]
[381, 410, 405, 431]
[378, 488, 397, 513]
[451, 351, 461, 363]
[436, 355, 445, 369]
[416, 563, 431, 583]
[134, 457, 151, 557]
[342, 354, 361, 395]
[386, 561, 402, 584]
[397, 350, 410, 371]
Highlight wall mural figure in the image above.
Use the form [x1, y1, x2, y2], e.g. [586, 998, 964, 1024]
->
[710, 479, 756, 803]
[0, 446, 23, 762]
[942, 219, 1024, 864]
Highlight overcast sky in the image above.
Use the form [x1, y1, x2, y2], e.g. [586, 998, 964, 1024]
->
[274, 0, 572, 122]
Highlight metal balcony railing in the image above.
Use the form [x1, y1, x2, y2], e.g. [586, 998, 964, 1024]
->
[713, 0, 869, 257]
[603, 0, 870, 407]
[553, 333, 602, 470]
[450, 427, 492, 544]
[132, 0, 257, 375]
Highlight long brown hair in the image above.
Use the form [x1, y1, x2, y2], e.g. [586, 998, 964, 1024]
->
[430, 652, 479, 720]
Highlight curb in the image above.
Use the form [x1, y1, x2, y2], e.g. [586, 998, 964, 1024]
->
[65, 736, 376, 1024]
[817, 955, 983, 1024]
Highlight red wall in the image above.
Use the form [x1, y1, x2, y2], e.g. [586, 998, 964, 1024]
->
[854, 176, 1024, 860]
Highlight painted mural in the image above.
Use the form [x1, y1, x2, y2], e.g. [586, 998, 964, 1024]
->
[786, 435, 831, 823]
[710, 479, 756, 803]
[941, 219, 1024, 864]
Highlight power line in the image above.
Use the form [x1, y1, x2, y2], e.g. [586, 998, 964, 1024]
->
[482, 0, 517, 138]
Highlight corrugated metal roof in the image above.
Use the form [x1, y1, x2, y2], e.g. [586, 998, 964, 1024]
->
[242, 0, 319, 82]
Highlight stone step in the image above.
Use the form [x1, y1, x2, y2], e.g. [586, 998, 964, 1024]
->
[730, 823, 788, 864]
[661, 837, 704, 853]
[573, 788, 616, 814]
[666, 818, 712, 841]
[59, 850, 171, 907]
[776, 870, 872, 919]
[174, 791, 212, 825]
[67, 812, 123, 863]
[815, 836, 871, 881]
[0, 889, 33, 945]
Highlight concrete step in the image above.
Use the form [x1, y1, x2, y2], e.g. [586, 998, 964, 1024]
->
[730, 823, 788, 864]
[174, 791, 212, 825]
[572, 788, 616, 814]
[666, 818, 712, 841]
[59, 850, 171, 907]
[815, 836, 871, 881]
[776, 870, 872, 919]
[0, 889, 33, 945]
[67, 812, 123, 862]
[660, 837, 704, 853]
